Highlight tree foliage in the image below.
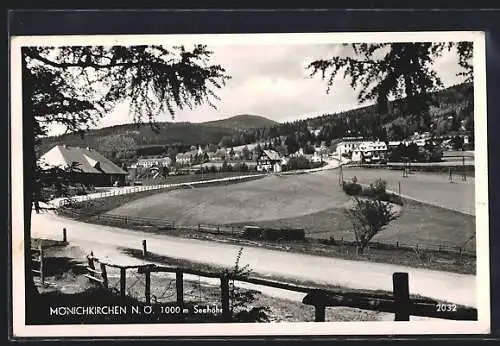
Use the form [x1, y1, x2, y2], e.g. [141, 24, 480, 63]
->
[308, 42, 473, 129]
[96, 134, 137, 165]
[26, 45, 230, 139]
[345, 197, 398, 254]
[22, 44, 230, 299]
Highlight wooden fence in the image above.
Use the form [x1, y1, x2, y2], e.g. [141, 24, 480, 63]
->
[318, 236, 474, 256]
[85, 252, 477, 322]
[60, 208, 474, 256]
[31, 244, 45, 286]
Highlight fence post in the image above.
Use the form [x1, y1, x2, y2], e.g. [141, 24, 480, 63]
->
[142, 240, 147, 258]
[198, 223, 201, 232]
[398, 182, 401, 196]
[145, 269, 151, 304]
[314, 305, 326, 322]
[62, 228, 67, 243]
[393, 272, 410, 321]
[462, 156, 467, 181]
[220, 271, 231, 322]
[120, 267, 126, 298]
[176, 268, 184, 307]
[39, 244, 44, 285]
[396, 241, 399, 248]
[87, 256, 95, 282]
[100, 263, 108, 289]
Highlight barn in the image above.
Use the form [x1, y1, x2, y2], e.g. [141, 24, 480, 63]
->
[39, 145, 128, 187]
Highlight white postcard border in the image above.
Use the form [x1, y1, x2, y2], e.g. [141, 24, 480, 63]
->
[10, 31, 490, 338]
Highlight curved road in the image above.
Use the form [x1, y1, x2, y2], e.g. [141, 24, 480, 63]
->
[30, 211, 476, 308]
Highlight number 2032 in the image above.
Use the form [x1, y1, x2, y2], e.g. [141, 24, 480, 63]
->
[436, 304, 457, 312]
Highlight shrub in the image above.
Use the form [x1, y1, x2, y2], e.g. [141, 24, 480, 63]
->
[342, 181, 363, 196]
[364, 179, 387, 199]
[229, 248, 271, 322]
[262, 228, 305, 241]
[287, 156, 311, 170]
[345, 197, 398, 254]
[242, 226, 262, 239]
[241, 226, 305, 241]
[385, 193, 404, 206]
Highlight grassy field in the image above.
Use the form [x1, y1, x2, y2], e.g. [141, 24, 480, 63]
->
[231, 198, 475, 253]
[110, 172, 352, 225]
[109, 169, 475, 252]
[61, 167, 476, 274]
[341, 167, 475, 215]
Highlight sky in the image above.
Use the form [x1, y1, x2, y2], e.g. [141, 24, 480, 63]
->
[47, 43, 467, 136]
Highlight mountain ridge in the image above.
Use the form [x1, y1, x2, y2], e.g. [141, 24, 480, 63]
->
[38, 82, 473, 158]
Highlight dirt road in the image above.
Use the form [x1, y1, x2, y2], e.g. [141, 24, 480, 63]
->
[30, 212, 477, 308]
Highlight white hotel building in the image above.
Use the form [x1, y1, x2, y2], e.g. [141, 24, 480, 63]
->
[336, 137, 388, 163]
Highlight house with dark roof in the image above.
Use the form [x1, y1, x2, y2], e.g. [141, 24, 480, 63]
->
[39, 145, 128, 186]
[256, 149, 283, 173]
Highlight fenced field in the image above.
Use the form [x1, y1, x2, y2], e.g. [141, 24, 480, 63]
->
[340, 166, 475, 215]
[99, 170, 475, 254]
[58, 204, 475, 261]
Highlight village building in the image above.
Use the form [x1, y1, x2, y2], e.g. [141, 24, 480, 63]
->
[289, 148, 305, 158]
[335, 136, 364, 157]
[175, 152, 193, 166]
[256, 149, 283, 173]
[311, 151, 324, 163]
[132, 157, 172, 169]
[39, 145, 128, 187]
[336, 137, 387, 163]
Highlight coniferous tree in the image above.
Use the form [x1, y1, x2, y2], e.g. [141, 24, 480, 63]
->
[22, 44, 230, 305]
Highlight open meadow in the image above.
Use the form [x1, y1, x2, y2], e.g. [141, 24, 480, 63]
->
[341, 166, 475, 215]
[107, 169, 476, 252]
[108, 172, 352, 224]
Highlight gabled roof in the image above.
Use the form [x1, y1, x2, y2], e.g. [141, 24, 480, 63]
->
[39, 145, 127, 175]
[261, 149, 281, 161]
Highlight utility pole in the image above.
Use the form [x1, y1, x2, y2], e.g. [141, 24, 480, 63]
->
[339, 164, 344, 186]
[462, 155, 466, 181]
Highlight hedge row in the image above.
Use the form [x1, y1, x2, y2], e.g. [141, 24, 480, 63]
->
[242, 226, 305, 241]
[342, 180, 404, 206]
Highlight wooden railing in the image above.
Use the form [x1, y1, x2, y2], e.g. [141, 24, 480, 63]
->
[84, 254, 477, 322]
[31, 244, 45, 285]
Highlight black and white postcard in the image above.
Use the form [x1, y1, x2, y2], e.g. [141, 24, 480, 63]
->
[9, 31, 490, 337]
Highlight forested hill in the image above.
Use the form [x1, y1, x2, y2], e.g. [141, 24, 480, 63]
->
[37, 114, 277, 155]
[299, 82, 474, 141]
[203, 114, 278, 130]
[38, 82, 473, 159]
